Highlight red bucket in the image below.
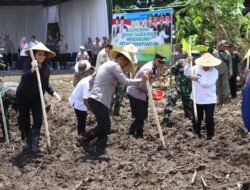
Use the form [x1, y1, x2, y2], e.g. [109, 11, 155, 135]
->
[152, 89, 164, 100]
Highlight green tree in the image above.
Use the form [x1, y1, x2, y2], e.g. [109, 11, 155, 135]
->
[172, 0, 250, 51]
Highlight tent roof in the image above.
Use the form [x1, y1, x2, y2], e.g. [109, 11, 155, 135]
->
[0, 0, 71, 6]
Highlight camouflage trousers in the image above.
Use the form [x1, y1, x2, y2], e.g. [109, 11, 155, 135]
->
[111, 83, 124, 116]
[163, 85, 193, 120]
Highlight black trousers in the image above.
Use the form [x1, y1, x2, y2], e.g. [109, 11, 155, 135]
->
[16, 94, 43, 133]
[74, 108, 87, 135]
[88, 98, 111, 138]
[193, 104, 215, 138]
[229, 75, 237, 98]
[92, 55, 97, 67]
[128, 94, 148, 132]
[18, 56, 27, 70]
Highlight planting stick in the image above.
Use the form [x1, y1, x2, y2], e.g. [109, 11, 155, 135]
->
[146, 80, 165, 147]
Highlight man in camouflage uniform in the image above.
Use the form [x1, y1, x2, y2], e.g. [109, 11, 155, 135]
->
[212, 40, 232, 104]
[0, 81, 19, 140]
[162, 52, 200, 125]
[113, 44, 138, 116]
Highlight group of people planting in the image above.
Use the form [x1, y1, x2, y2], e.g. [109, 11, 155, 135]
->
[0, 40, 249, 157]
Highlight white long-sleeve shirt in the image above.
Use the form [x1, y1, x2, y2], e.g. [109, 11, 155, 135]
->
[69, 76, 92, 111]
[184, 64, 218, 104]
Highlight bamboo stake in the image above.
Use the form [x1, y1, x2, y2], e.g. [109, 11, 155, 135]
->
[0, 94, 9, 143]
[30, 49, 51, 153]
[191, 169, 197, 184]
[146, 80, 166, 147]
[189, 37, 198, 123]
[247, 56, 249, 69]
[201, 175, 207, 187]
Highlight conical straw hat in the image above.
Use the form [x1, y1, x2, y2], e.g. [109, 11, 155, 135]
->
[123, 44, 138, 53]
[109, 50, 135, 73]
[195, 52, 221, 67]
[25, 42, 56, 58]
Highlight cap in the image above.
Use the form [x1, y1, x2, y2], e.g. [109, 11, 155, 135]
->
[80, 46, 85, 50]
[155, 52, 166, 64]
[218, 40, 230, 47]
[191, 50, 201, 58]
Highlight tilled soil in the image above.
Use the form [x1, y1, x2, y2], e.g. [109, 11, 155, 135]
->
[0, 74, 249, 190]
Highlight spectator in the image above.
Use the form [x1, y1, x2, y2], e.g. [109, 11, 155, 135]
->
[4, 34, 15, 69]
[92, 37, 102, 66]
[95, 44, 113, 71]
[57, 35, 68, 70]
[29, 35, 39, 48]
[76, 46, 89, 62]
[18, 37, 29, 70]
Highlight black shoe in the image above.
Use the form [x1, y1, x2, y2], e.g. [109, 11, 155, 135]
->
[162, 118, 173, 128]
[24, 129, 32, 151]
[128, 127, 136, 136]
[77, 137, 93, 153]
[92, 146, 105, 157]
[135, 129, 143, 139]
[92, 136, 108, 157]
[206, 136, 213, 140]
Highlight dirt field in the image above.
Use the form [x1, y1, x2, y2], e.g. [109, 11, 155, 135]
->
[0, 74, 249, 190]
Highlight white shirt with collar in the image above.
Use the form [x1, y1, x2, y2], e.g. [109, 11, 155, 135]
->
[96, 48, 109, 71]
[29, 40, 39, 48]
[184, 64, 218, 104]
[69, 75, 92, 111]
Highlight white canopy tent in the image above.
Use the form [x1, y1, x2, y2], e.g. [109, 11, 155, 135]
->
[0, 0, 109, 53]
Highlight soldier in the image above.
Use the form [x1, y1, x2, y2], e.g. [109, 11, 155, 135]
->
[162, 51, 200, 126]
[212, 40, 232, 105]
[113, 44, 138, 116]
[0, 81, 19, 141]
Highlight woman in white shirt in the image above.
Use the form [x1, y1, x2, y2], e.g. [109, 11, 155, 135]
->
[184, 53, 221, 140]
[18, 37, 29, 69]
[69, 67, 95, 136]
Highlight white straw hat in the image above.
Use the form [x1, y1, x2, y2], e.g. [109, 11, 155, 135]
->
[74, 60, 91, 73]
[80, 46, 85, 50]
[195, 52, 221, 67]
[109, 50, 135, 73]
[25, 42, 56, 58]
[123, 44, 138, 53]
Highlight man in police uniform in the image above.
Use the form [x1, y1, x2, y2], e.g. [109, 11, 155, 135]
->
[127, 52, 166, 138]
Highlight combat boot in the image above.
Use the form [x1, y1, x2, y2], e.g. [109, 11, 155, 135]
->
[31, 128, 41, 153]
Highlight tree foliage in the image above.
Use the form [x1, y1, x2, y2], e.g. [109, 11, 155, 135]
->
[173, 0, 250, 51]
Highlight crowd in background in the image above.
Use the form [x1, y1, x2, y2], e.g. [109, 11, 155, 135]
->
[0, 34, 111, 71]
